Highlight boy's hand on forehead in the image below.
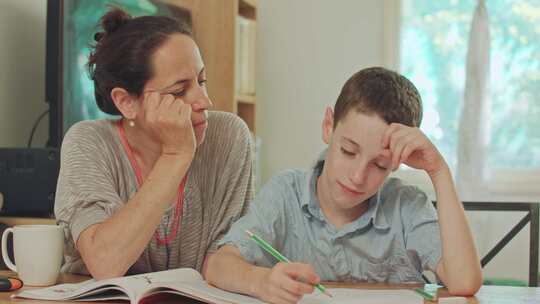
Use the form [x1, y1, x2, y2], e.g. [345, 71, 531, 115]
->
[381, 123, 446, 178]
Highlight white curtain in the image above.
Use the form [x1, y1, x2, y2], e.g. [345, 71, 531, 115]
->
[457, 0, 491, 200]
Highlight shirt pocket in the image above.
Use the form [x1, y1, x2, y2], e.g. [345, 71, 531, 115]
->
[361, 249, 423, 283]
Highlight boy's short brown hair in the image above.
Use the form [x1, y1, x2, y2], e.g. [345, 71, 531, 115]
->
[333, 67, 423, 128]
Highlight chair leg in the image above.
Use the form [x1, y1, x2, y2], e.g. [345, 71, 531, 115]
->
[481, 213, 530, 268]
[529, 204, 539, 287]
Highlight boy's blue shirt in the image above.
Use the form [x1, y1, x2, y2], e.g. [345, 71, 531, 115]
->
[218, 153, 442, 283]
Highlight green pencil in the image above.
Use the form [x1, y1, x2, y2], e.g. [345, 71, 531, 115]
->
[414, 287, 435, 301]
[245, 230, 333, 298]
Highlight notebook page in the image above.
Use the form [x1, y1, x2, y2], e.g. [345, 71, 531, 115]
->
[300, 288, 423, 304]
[144, 280, 265, 304]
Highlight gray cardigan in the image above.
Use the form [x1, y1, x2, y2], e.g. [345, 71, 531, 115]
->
[54, 111, 253, 275]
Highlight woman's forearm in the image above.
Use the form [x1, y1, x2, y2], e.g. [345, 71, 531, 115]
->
[430, 164, 483, 295]
[78, 153, 192, 279]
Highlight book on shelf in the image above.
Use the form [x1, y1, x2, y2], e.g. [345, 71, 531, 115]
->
[236, 15, 256, 97]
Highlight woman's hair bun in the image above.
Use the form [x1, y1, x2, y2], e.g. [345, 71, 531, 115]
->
[100, 8, 132, 36]
[94, 31, 105, 42]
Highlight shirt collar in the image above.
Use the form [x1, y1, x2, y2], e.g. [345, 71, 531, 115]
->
[369, 189, 390, 230]
[300, 154, 325, 220]
[300, 149, 390, 231]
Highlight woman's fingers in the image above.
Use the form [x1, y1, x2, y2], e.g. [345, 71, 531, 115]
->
[145, 91, 160, 110]
[142, 92, 160, 121]
[179, 102, 192, 124]
[139, 92, 196, 156]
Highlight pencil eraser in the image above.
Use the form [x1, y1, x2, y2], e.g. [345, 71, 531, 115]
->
[438, 297, 467, 304]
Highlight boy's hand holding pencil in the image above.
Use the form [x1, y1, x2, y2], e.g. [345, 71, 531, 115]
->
[253, 262, 321, 304]
[246, 230, 332, 304]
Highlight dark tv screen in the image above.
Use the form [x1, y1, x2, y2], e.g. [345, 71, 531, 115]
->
[45, 0, 191, 148]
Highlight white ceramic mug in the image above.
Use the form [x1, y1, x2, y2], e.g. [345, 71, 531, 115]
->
[1, 225, 64, 286]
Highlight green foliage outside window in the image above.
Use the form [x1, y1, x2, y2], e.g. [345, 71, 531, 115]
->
[401, 0, 540, 170]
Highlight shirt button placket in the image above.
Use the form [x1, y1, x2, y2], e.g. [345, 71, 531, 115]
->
[331, 237, 350, 280]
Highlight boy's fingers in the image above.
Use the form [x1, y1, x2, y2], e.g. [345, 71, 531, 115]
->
[400, 145, 414, 166]
[276, 290, 301, 304]
[304, 273, 320, 285]
[390, 133, 404, 164]
[284, 264, 320, 284]
[392, 142, 406, 170]
[389, 130, 410, 167]
[404, 139, 422, 162]
[380, 148, 392, 162]
[382, 123, 404, 148]
[266, 292, 292, 304]
[281, 276, 314, 297]
[389, 128, 411, 152]
[381, 127, 393, 148]
[393, 132, 418, 169]
[381, 125, 395, 148]
[279, 264, 318, 297]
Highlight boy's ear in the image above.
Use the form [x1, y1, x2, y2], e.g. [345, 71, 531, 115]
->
[322, 106, 334, 144]
[111, 87, 139, 120]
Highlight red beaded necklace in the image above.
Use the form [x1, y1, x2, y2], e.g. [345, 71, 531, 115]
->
[116, 120, 186, 246]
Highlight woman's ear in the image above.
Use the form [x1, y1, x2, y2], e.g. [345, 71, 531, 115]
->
[322, 106, 334, 144]
[111, 87, 138, 119]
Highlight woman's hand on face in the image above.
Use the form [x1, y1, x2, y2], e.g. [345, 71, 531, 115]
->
[142, 92, 196, 158]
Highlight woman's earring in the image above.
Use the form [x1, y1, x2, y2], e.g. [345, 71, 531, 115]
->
[128, 120, 135, 127]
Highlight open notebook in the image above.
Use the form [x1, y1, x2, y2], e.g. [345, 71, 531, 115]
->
[14, 268, 422, 304]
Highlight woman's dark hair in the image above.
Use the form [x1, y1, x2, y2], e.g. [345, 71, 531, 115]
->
[88, 8, 192, 115]
[333, 67, 423, 128]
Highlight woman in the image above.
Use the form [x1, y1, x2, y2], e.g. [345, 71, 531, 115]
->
[54, 8, 253, 280]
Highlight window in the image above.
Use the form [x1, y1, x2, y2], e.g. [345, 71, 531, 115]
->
[397, 0, 540, 198]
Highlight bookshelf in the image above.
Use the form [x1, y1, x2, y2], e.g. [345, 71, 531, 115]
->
[162, 0, 258, 133]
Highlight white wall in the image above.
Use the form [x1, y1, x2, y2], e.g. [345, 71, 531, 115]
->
[256, 0, 386, 182]
[256, 0, 533, 283]
[0, 0, 48, 147]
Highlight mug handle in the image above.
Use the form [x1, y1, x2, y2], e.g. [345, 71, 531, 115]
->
[1, 228, 17, 272]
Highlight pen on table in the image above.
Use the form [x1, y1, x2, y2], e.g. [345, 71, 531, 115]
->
[245, 230, 333, 298]
[414, 287, 435, 301]
[0, 276, 23, 292]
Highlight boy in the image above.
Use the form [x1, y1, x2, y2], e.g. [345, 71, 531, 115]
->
[205, 67, 482, 304]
